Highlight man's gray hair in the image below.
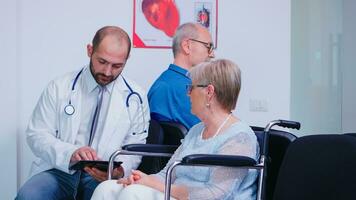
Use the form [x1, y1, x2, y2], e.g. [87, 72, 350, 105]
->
[172, 23, 200, 57]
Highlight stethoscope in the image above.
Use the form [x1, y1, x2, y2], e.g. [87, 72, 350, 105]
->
[64, 68, 147, 135]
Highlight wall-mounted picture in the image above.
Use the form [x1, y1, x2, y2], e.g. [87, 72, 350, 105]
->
[133, 0, 218, 48]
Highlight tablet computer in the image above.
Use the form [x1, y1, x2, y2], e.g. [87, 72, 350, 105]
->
[69, 160, 122, 172]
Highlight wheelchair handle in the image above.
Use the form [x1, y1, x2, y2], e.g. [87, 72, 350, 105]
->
[264, 120, 300, 132]
[107, 149, 121, 180]
[262, 119, 300, 156]
[259, 119, 300, 200]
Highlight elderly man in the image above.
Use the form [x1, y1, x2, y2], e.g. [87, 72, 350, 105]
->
[148, 22, 215, 129]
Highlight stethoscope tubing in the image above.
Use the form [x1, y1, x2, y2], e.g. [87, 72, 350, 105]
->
[63, 67, 147, 134]
[64, 68, 84, 115]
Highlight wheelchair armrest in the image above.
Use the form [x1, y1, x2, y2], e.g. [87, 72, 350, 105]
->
[108, 144, 179, 179]
[181, 154, 257, 167]
[122, 144, 179, 154]
[163, 154, 259, 199]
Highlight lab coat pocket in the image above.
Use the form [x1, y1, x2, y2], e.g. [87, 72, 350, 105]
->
[57, 111, 79, 143]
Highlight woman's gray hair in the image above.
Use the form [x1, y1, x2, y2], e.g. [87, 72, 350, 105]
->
[189, 59, 242, 111]
[172, 23, 199, 57]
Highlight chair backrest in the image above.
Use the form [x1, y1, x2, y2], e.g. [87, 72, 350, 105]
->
[251, 126, 297, 200]
[345, 133, 356, 137]
[273, 134, 356, 200]
[137, 121, 188, 174]
[159, 121, 188, 145]
[137, 119, 165, 174]
[146, 119, 164, 145]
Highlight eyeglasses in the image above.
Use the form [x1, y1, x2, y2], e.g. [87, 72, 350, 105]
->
[186, 84, 208, 94]
[189, 38, 215, 53]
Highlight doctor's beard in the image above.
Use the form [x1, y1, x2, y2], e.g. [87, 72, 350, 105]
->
[89, 60, 120, 86]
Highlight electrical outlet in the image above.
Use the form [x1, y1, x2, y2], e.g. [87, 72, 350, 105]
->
[249, 99, 268, 112]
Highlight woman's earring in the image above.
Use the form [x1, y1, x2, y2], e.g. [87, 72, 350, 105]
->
[206, 103, 210, 108]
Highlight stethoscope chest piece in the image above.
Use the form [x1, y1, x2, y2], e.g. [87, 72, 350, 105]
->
[64, 104, 75, 115]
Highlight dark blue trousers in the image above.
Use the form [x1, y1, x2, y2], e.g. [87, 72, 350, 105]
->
[16, 169, 99, 200]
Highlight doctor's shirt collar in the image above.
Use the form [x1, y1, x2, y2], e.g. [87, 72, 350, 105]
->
[83, 65, 114, 94]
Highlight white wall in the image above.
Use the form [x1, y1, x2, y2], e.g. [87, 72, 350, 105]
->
[221, 1, 291, 126]
[0, 0, 18, 199]
[0, 0, 291, 197]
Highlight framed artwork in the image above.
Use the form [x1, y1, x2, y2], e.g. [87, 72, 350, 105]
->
[133, 0, 218, 48]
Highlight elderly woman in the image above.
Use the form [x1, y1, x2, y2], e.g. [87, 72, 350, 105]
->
[91, 59, 259, 200]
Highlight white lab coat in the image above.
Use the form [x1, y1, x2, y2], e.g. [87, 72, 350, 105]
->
[26, 67, 150, 178]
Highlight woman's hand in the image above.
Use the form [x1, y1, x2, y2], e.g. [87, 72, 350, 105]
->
[117, 177, 131, 187]
[130, 170, 150, 186]
[117, 170, 146, 186]
[117, 170, 153, 187]
[117, 170, 136, 187]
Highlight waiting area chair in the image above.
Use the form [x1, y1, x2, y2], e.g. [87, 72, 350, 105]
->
[135, 119, 165, 174]
[145, 119, 164, 145]
[159, 121, 188, 145]
[273, 134, 356, 200]
[345, 132, 356, 137]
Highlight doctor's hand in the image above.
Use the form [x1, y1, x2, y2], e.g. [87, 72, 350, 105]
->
[85, 166, 124, 182]
[70, 146, 98, 162]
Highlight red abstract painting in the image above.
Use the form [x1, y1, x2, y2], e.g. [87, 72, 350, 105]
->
[142, 0, 180, 37]
[133, 0, 218, 48]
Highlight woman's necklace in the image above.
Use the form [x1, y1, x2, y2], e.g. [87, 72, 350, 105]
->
[201, 113, 232, 139]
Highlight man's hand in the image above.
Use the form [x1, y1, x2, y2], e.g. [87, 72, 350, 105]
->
[85, 166, 124, 182]
[70, 146, 98, 162]
[70, 146, 124, 182]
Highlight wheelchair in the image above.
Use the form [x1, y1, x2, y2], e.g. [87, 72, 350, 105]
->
[108, 119, 300, 200]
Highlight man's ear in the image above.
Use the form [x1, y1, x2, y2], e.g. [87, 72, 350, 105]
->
[87, 44, 93, 58]
[181, 39, 191, 55]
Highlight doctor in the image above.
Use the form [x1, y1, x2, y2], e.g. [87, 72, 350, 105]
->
[16, 26, 150, 200]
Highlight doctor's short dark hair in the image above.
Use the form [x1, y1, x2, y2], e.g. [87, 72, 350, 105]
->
[189, 59, 242, 111]
[92, 26, 131, 58]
